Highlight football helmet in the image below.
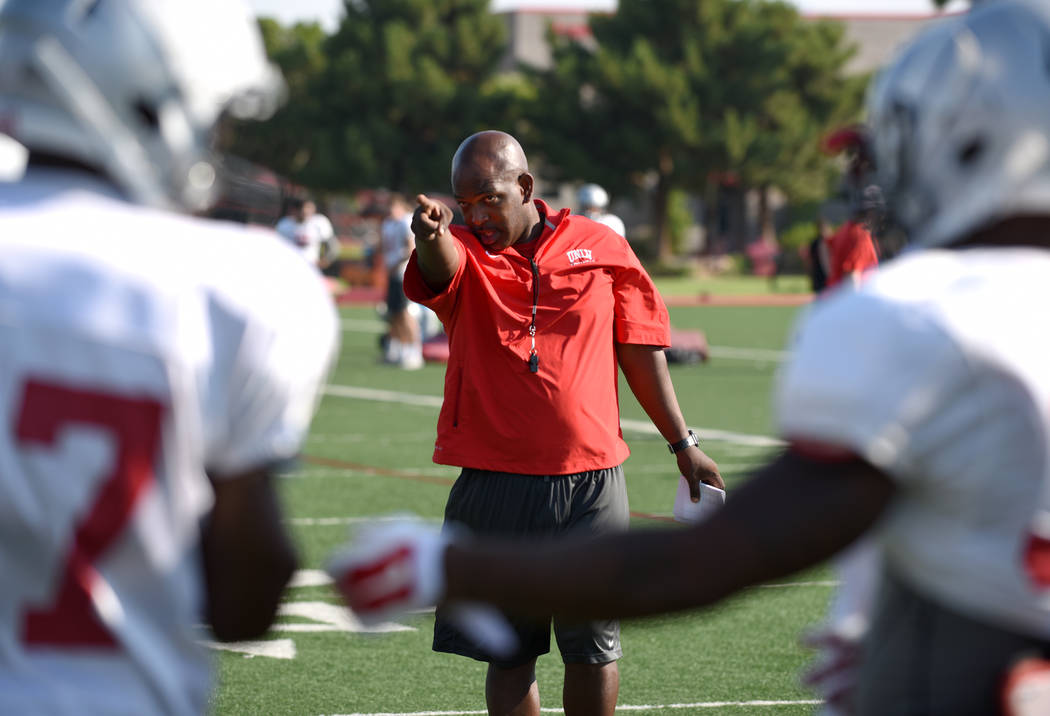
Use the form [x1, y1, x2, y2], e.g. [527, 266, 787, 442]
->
[0, 0, 284, 211]
[866, 0, 1050, 248]
[577, 183, 609, 211]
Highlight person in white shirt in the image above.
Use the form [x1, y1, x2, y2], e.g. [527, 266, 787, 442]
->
[577, 183, 626, 238]
[275, 196, 338, 268]
[328, 4, 1050, 715]
[379, 193, 424, 369]
[0, 2, 338, 714]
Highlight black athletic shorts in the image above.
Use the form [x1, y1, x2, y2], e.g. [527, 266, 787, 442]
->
[433, 465, 629, 668]
[386, 269, 408, 314]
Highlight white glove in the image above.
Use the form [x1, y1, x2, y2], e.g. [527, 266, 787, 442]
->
[800, 538, 879, 716]
[325, 515, 518, 658]
[326, 516, 449, 626]
[1003, 657, 1050, 716]
[800, 623, 864, 716]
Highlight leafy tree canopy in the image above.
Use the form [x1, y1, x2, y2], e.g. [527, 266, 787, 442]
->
[233, 1, 512, 196]
[523, 0, 864, 256]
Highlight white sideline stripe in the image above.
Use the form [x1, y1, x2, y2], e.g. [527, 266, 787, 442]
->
[325, 384, 444, 408]
[707, 346, 789, 362]
[288, 516, 442, 527]
[322, 385, 784, 448]
[340, 318, 791, 363]
[757, 580, 839, 589]
[329, 701, 822, 715]
[288, 567, 839, 592]
[287, 463, 762, 478]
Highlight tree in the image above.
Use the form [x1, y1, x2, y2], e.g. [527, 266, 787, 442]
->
[524, 0, 864, 260]
[309, 0, 509, 194]
[232, 2, 513, 196]
[227, 19, 331, 182]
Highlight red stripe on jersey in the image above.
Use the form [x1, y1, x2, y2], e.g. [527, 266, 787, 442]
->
[1024, 533, 1050, 588]
[788, 439, 860, 463]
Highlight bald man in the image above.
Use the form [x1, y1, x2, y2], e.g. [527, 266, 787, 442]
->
[403, 131, 722, 716]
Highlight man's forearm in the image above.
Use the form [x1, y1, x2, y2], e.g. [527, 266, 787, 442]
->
[414, 235, 459, 293]
[441, 453, 893, 620]
[616, 343, 690, 441]
[443, 523, 746, 620]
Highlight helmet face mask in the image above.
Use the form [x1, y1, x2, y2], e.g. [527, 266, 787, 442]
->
[0, 0, 284, 211]
[866, 0, 1050, 249]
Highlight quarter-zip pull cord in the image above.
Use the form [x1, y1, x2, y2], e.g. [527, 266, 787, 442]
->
[528, 258, 539, 373]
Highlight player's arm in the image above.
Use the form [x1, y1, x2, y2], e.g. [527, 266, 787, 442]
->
[200, 231, 339, 642]
[616, 342, 724, 493]
[201, 465, 297, 642]
[443, 449, 893, 619]
[411, 194, 458, 292]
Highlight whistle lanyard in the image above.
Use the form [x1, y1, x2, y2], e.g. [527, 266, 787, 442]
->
[525, 216, 556, 375]
[528, 257, 539, 373]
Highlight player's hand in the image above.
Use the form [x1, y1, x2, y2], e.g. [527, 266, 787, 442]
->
[412, 194, 453, 242]
[325, 515, 519, 659]
[678, 446, 724, 500]
[326, 516, 449, 625]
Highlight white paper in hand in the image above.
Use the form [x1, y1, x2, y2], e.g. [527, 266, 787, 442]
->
[673, 476, 726, 524]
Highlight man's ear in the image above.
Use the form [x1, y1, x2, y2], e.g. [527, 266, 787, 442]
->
[518, 172, 534, 204]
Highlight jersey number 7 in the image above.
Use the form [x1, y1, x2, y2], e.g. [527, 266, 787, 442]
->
[16, 379, 164, 648]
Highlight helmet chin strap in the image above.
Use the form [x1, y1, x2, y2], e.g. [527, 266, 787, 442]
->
[32, 34, 172, 209]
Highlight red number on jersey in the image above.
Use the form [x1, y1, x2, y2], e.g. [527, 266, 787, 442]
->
[16, 380, 164, 647]
[1024, 531, 1050, 589]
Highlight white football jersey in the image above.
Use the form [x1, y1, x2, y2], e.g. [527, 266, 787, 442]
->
[275, 213, 335, 265]
[586, 211, 626, 238]
[0, 169, 338, 714]
[777, 247, 1050, 638]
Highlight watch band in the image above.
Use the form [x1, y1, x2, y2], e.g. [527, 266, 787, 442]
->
[668, 429, 700, 454]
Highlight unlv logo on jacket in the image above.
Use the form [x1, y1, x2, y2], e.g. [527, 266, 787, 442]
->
[566, 249, 593, 266]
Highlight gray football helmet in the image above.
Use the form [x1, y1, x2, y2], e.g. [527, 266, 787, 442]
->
[0, 0, 284, 211]
[867, 0, 1050, 248]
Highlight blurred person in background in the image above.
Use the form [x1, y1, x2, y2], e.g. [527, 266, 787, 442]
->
[803, 217, 831, 294]
[824, 187, 882, 290]
[576, 183, 626, 238]
[330, 5, 1050, 715]
[276, 195, 338, 270]
[0, 1, 338, 713]
[376, 130, 721, 716]
[380, 193, 424, 369]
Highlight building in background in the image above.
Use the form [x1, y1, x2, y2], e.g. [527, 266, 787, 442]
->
[492, 1, 957, 74]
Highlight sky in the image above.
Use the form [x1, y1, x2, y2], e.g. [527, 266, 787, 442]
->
[246, 0, 967, 32]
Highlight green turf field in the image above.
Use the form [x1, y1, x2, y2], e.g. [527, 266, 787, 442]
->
[210, 297, 836, 716]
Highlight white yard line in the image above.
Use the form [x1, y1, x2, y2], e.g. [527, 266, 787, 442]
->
[339, 319, 792, 363]
[288, 567, 837, 593]
[327, 701, 822, 715]
[706, 345, 790, 362]
[757, 580, 839, 589]
[324, 384, 444, 408]
[321, 384, 784, 448]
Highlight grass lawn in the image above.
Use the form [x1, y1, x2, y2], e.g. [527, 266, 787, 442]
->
[652, 273, 812, 297]
[211, 300, 831, 716]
